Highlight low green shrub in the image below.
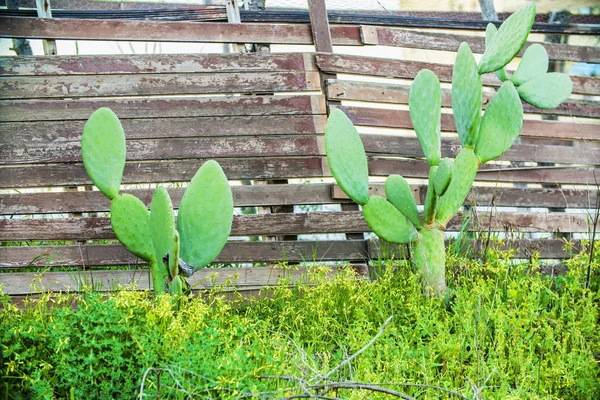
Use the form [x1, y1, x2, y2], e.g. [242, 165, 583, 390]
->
[1, 248, 598, 399]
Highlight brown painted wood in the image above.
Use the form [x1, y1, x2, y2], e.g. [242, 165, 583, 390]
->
[0, 115, 326, 144]
[0, 94, 326, 122]
[308, 0, 333, 53]
[1, 211, 595, 242]
[331, 185, 597, 210]
[0, 17, 362, 46]
[336, 105, 599, 142]
[0, 71, 321, 99]
[373, 27, 600, 63]
[0, 157, 324, 189]
[0, 135, 324, 164]
[327, 80, 600, 119]
[0, 240, 369, 268]
[0, 53, 317, 76]
[316, 53, 600, 96]
[359, 134, 600, 166]
[3, 183, 595, 216]
[0, 264, 363, 295]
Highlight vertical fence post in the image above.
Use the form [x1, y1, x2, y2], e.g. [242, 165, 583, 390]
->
[35, 0, 57, 55]
[308, 0, 366, 243]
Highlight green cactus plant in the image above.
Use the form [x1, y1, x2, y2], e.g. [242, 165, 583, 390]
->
[81, 108, 234, 295]
[325, 3, 572, 295]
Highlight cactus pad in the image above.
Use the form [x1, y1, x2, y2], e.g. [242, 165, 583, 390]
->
[81, 108, 126, 200]
[409, 69, 442, 166]
[385, 175, 422, 229]
[110, 194, 155, 262]
[435, 148, 479, 226]
[517, 73, 573, 109]
[433, 158, 453, 196]
[362, 195, 418, 244]
[479, 3, 536, 74]
[475, 81, 523, 164]
[511, 44, 549, 86]
[150, 186, 175, 260]
[484, 24, 509, 82]
[452, 42, 482, 147]
[178, 160, 233, 268]
[325, 108, 370, 205]
[169, 231, 180, 279]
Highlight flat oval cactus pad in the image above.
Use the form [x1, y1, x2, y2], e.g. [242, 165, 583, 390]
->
[110, 194, 155, 262]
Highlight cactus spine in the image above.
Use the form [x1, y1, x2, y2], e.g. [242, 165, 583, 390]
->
[324, 4, 572, 295]
[81, 108, 234, 295]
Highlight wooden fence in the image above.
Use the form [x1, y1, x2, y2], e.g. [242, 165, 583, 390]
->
[0, 3, 598, 296]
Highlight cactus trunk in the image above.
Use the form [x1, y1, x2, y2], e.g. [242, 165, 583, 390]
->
[411, 227, 446, 296]
[149, 259, 166, 295]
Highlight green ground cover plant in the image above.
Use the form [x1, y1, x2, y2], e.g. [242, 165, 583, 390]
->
[324, 3, 573, 295]
[1, 247, 598, 399]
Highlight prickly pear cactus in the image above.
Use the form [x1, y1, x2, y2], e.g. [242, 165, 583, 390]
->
[80, 110, 234, 296]
[324, 3, 572, 295]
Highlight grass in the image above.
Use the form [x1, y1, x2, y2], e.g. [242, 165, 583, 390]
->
[0, 246, 598, 399]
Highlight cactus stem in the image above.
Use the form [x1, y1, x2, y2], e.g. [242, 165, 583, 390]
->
[149, 258, 166, 296]
[410, 227, 446, 296]
[423, 166, 438, 225]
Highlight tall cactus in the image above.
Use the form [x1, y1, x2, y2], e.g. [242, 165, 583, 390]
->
[81, 108, 234, 295]
[325, 4, 572, 295]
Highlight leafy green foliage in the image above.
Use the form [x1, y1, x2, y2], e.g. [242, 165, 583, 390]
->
[324, 108, 370, 205]
[479, 3, 536, 74]
[2, 250, 599, 399]
[81, 108, 126, 200]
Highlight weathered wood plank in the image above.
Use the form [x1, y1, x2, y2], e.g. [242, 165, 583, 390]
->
[327, 80, 600, 119]
[0, 17, 363, 46]
[0, 135, 324, 164]
[373, 27, 600, 63]
[2, 183, 595, 216]
[359, 134, 600, 166]
[0, 94, 326, 122]
[0, 115, 326, 144]
[0, 264, 364, 296]
[1, 211, 595, 242]
[336, 105, 599, 142]
[0, 53, 317, 76]
[0, 238, 583, 272]
[0, 157, 324, 189]
[0, 240, 369, 268]
[0, 71, 321, 99]
[367, 158, 600, 185]
[316, 53, 600, 96]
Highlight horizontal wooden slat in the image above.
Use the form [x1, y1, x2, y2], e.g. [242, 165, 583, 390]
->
[0, 17, 363, 45]
[327, 80, 600, 119]
[1, 183, 596, 216]
[1, 211, 595, 242]
[0, 264, 366, 296]
[0, 157, 324, 189]
[0, 135, 324, 164]
[0, 71, 321, 99]
[372, 27, 600, 63]
[0, 53, 317, 76]
[0, 237, 582, 272]
[316, 53, 600, 96]
[0, 115, 326, 144]
[366, 158, 599, 185]
[0, 94, 326, 122]
[0, 240, 369, 268]
[360, 134, 599, 166]
[337, 105, 599, 142]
